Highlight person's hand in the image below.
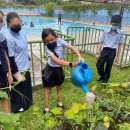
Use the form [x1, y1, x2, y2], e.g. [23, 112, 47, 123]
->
[73, 61, 79, 67]
[95, 53, 100, 60]
[78, 57, 83, 63]
[13, 72, 26, 82]
[115, 56, 119, 64]
[7, 73, 13, 85]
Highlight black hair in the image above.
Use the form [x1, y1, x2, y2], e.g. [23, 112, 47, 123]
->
[6, 12, 20, 24]
[0, 11, 4, 16]
[42, 28, 57, 44]
[111, 15, 122, 23]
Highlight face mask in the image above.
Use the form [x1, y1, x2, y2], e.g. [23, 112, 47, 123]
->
[0, 22, 3, 30]
[10, 25, 21, 33]
[47, 41, 57, 51]
[111, 25, 119, 31]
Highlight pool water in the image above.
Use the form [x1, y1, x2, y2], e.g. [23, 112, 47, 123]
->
[1, 16, 109, 35]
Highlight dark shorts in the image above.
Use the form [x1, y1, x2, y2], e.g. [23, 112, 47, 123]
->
[58, 17, 61, 21]
[0, 65, 8, 92]
[42, 63, 65, 88]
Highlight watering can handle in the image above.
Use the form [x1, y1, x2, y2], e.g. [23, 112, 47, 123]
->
[80, 59, 86, 65]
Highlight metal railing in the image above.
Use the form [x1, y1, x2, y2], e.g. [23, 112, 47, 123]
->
[67, 26, 130, 68]
[120, 34, 130, 67]
[28, 31, 75, 87]
[67, 27, 104, 54]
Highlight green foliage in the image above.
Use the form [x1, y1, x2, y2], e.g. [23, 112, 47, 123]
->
[18, 54, 130, 129]
[56, 0, 64, 5]
[117, 122, 130, 130]
[0, 3, 39, 9]
[62, 3, 88, 13]
[19, 105, 45, 130]
[62, 3, 119, 17]
[45, 2, 56, 16]
[44, 117, 57, 130]
[64, 103, 87, 120]
[0, 91, 8, 99]
[12, 4, 39, 9]
[50, 107, 62, 115]
[0, 4, 7, 8]
[0, 112, 20, 130]
[0, 54, 130, 129]
[127, 97, 130, 107]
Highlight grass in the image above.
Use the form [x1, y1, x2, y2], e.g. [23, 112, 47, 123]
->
[19, 52, 130, 128]
[1, 52, 130, 129]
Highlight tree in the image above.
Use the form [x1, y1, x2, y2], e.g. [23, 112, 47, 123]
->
[16, 0, 35, 4]
[45, 2, 56, 16]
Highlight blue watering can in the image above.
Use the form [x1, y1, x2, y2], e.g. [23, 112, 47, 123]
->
[71, 60, 93, 94]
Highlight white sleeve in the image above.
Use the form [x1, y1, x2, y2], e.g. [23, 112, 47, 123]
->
[0, 33, 6, 43]
[59, 38, 68, 47]
[6, 38, 15, 57]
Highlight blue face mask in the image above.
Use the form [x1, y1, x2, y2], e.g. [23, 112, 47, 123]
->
[111, 25, 119, 31]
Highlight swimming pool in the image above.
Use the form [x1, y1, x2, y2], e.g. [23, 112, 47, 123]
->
[1, 16, 109, 35]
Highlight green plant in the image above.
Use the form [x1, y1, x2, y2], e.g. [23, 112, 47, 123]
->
[62, 3, 119, 15]
[45, 2, 56, 16]
[0, 91, 8, 99]
[0, 71, 30, 130]
[0, 112, 20, 130]
[117, 122, 130, 130]
[1, 54, 130, 129]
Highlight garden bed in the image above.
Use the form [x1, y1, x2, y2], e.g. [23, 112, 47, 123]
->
[1, 54, 130, 130]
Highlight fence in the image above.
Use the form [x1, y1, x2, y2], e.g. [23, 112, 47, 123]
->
[28, 31, 75, 87]
[67, 26, 130, 68]
[1, 7, 130, 25]
[120, 34, 130, 67]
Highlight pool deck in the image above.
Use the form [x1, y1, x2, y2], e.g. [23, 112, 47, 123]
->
[37, 16, 130, 34]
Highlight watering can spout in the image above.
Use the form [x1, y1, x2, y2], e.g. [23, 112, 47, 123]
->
[81, 84, 89, 94]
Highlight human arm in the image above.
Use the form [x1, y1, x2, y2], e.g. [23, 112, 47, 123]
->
[6, 38, 24, 81]
[47, 47, 78, 67]
[115, 33, 124, 63]
[95, 31, 104, 60]
[115, 44, 122, 64]
[65, 44, 83, 63]
[95, 42, 103, 60]
[50, 54, 78, 67]
[4, 50, 13, 85]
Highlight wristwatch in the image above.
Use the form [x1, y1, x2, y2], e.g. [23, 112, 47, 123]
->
[69, 62, 74, 67]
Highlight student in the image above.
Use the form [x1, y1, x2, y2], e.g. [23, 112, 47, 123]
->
[58, 11, 62, 25]
[0, 11, 13, 114]
[95, 15, 124, 83]
[42, 28, 82, 113]
[5, 12, 33, 113]
[30, 22, 34, 28]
